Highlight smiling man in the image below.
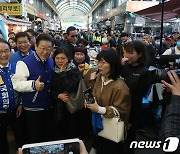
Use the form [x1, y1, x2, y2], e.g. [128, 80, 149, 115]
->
[12, 34, 54, 144]
[0, 38, 23, 154]
[10, 32, 34, 64]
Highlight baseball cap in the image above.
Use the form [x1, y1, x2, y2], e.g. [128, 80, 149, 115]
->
[165, 37, 173, 41]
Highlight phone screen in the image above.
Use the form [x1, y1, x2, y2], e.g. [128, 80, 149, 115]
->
[22, 142, 80, 154]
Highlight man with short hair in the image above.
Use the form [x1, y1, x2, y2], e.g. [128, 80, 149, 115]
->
[143, 34, 156, 67]
[12, 34, 54, 143]
[117, 32, 131, 58]
[62, 26, 78, 60]
[163, 36, 180, 55]
[61, 26, 90, 63]
[0, 38, 23, 154]
[10, 32, 34, 63]
[26, 29, 36, 51]
[160, 37, 173, 55]
[107, 34, 116, 49]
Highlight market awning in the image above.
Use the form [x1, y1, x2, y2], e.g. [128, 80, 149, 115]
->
[135, 0, 180, 21]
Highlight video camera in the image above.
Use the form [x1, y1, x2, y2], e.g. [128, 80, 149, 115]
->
[156, 55, 180, 69]
[153, 55, 180, 82]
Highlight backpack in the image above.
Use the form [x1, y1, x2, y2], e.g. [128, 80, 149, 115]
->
[171, 47, 176, 55]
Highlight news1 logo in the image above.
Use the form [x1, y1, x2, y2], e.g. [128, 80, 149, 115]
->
[130, 137, 179, 152]
[163, 137, 179, 152]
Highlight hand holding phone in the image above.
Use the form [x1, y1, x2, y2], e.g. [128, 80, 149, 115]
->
[22, 138, 80, 154]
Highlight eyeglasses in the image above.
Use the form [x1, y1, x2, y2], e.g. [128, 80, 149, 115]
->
[39, 47, 52, 52]
[0, 49, 10, 55]
[71, 35, 78, 38]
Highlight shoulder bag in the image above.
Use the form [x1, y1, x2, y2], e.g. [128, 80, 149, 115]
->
[98, 106, 126, 143]
[66, 78, 86, 114]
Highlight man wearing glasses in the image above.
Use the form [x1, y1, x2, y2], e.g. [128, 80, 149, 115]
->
[12, 34, 54, 144]
[0, 38, 23, 154]
[62, 26, 90, 64]
[61, 26, 78, 60]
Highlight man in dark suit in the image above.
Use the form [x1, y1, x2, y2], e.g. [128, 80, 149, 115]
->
[61, 26, 78, 60]
[61, 26, 90, 63]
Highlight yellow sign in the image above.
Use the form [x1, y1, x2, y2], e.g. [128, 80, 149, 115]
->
[0, 76, 4, 84]
[26, 4, 37, 15]
[0, 3, 22, 16]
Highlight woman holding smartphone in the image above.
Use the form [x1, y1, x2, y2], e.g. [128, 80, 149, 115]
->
[86, 48, 131, 154]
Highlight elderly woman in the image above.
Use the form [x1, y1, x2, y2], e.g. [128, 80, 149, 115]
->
[51, 47, 82, 139]
[73, 46, 97, 88]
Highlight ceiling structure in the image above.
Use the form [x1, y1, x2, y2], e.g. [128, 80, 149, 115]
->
[135, 0, 180, 21]
[52, 0, 98, 16]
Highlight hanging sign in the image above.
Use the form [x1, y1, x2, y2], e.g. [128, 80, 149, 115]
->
[0, 3, 22, 16]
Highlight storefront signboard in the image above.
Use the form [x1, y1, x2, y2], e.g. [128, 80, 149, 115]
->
[0, 3, 22, 16]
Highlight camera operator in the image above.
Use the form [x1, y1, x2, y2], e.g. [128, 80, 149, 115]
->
[157, 36, 180, 117]
[160, 71, 180, 153]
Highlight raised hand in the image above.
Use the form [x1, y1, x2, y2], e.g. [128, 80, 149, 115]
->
[78, 64, 85, 73]
[161, 71, 180, 96]
[60, 60, 68, 72]
[35, 76, 44, 91]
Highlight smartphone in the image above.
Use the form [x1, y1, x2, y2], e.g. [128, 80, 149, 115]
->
[84, 87, 94, 104]
[22, 138, 80, 154]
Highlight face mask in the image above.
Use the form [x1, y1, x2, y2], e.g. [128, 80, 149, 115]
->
[177, 41, 180, 48]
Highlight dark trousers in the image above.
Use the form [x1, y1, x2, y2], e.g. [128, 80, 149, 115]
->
[124, 127, 136, 154]
[24, 109, 54, 144]
[64, 108, 92, 140]
[93, 135, 125, 154]
[0, 111, 26, 154]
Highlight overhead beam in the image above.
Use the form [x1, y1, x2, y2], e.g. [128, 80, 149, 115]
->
[57, 2, 90, 13]
[45, 0, 61, 18]
[60, 7, 86, 16]
[59, 5, 88, 14]
[86, 0, 104, 17]
[57, 1, 91, 12]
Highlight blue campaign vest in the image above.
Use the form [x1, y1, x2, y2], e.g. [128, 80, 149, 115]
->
[0, 63, 16, 112]
[21, 54, 54, 109]
[10, 50, 35, 64]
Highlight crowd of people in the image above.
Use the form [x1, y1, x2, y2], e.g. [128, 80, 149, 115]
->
[0, 27, 180, 154]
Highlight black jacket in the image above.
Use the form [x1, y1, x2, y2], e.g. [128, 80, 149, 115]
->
[61, 40, 74, 60]
[122, 63, 155, 128]
[51, 67, 81, 120]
